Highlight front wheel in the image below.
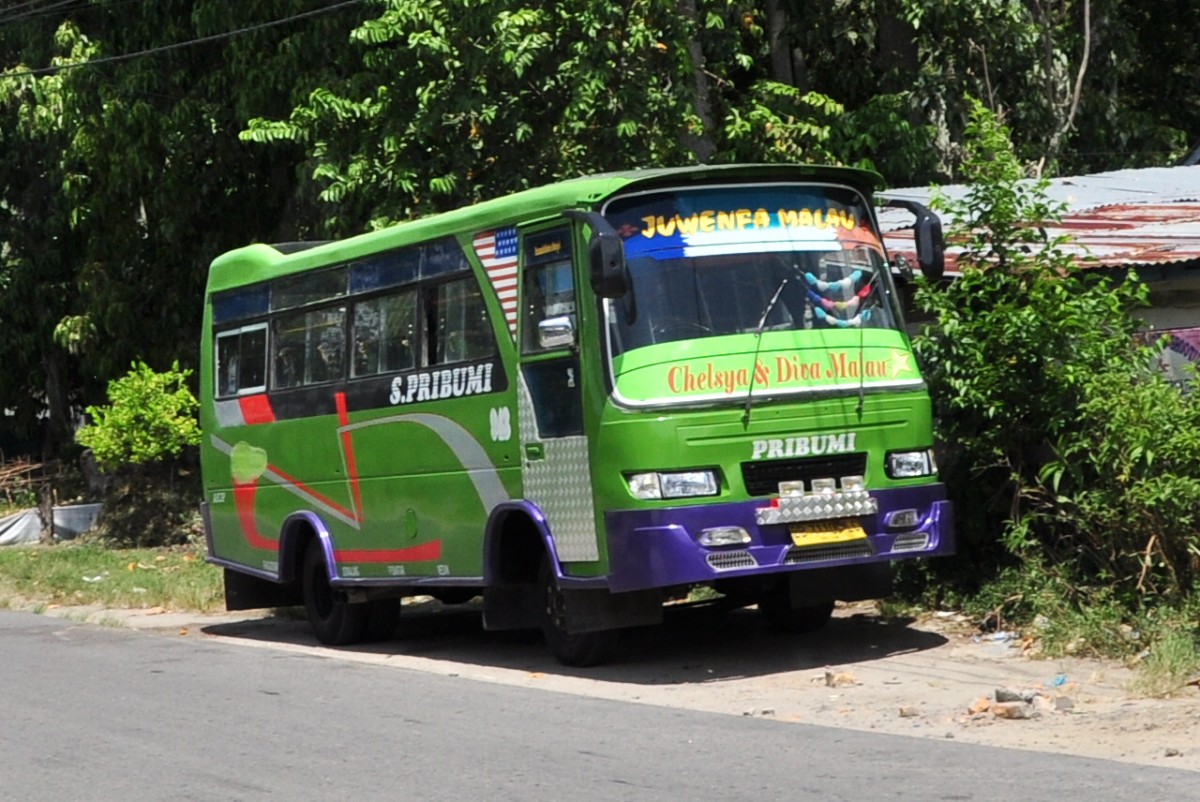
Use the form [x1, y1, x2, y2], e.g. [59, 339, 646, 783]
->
[539, 557, 617, 667]
[303, 542, 369, 646]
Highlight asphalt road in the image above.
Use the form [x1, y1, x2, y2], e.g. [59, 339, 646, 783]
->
[1, 610, 1195, 802]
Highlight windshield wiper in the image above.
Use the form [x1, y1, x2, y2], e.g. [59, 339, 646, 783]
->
[742, 278, 788, 429]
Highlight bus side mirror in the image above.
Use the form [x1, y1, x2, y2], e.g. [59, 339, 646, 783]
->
[563, 209, 627, 298]
[885, 199, 944, 281]
[537, 316, 576, 349]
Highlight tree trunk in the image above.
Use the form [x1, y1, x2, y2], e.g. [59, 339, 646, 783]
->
[42, 350, 75, 461]
[875, 5, 919, 92]
[764, 0, 807, 90]
[679, 0, 717, 163]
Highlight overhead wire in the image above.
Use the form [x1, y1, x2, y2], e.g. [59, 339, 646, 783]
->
[1, 0, 367, 78]
[0, 0, 92, 25]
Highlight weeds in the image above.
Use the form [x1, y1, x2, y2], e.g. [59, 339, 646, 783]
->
[1129, 627, 1200, 698]
[0, 541, 223, 613]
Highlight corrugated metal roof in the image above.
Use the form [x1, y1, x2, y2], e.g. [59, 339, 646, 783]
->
[879, 165, 1200, 273]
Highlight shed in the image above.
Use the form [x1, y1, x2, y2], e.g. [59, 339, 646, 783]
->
[879, 165, 1200, 379]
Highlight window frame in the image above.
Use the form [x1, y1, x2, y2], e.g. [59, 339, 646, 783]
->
[214, 322, 268, 399]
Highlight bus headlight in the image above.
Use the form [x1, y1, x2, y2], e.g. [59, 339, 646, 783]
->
[627, 470, 719, 500]
[886, 449, 938, 479]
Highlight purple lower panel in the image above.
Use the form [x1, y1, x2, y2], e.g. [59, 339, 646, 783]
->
[603, 484, 955, 593]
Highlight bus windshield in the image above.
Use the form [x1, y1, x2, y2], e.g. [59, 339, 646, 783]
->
[601, 183, 917, 405]
[609, 244, 896, 355]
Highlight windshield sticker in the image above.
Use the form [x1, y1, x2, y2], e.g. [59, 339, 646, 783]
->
[663, 349, 915, 396]
[609, 188, 882, 261]
[635, 206, 857, 240]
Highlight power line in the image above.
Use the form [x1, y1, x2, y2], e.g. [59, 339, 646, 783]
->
[1, 0, 368, 78]
[0, 0, 92, 26]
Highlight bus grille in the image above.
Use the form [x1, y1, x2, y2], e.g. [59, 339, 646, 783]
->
[741, 453, 868, 496]
[706, 551, 757, 571]
[783, 542, 874, 565]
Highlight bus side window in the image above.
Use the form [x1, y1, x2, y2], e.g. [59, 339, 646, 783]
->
[273, 307, 346, 387]
[215, 325, 267, 397]
[352, 291, 417, 377]
[430, 277, 495, 365]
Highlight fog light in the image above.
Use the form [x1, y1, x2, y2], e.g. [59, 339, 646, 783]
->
[779, 480, 806, 497]
[699, 526, 752, 547]
[811, 477, 836, 494]
[886, 509, 920, 529]
[840, 475, 865, 492]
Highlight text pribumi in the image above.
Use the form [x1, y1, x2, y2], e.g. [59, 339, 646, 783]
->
[751, 432, 857, 460]
[389, 362, 495, 405]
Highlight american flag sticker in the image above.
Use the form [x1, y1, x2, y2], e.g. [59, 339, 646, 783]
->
[472, 226, 519, 340]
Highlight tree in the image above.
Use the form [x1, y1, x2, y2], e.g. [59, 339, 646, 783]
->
[0, 2, 366, 456]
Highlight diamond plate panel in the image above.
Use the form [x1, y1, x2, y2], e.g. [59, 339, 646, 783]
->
[517, 373, 600, 562]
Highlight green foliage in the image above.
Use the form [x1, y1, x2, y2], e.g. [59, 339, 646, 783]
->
[243, 0, 706, 230]
[75, 362, 200, 471]
[911, 99, 1200, 640]
[1030, 365, 1200, 602]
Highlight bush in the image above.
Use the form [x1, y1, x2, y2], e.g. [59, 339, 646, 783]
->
[75, 361, 200, 472]
[908, 98, 1200, 631]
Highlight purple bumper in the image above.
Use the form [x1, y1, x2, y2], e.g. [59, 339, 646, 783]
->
[603, 484, 954, 593]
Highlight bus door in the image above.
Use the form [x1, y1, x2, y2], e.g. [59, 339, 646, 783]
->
[516, 225, 600, 563]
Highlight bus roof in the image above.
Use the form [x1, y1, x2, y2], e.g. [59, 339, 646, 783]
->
[207, 163, 885, 294]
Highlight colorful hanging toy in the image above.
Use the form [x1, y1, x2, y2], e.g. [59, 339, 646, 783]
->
[802, 270, 874, 328]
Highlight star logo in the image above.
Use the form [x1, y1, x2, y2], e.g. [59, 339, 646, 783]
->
[888, 349, 913, 378]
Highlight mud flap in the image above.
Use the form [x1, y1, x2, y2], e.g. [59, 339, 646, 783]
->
[223, 568, 302, 611]
[483, 584, 662, 633]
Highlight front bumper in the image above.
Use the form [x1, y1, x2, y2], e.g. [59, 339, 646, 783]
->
[603, 484, 953, 593]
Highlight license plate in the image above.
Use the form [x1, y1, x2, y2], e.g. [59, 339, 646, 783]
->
[789, 519, 868, 547]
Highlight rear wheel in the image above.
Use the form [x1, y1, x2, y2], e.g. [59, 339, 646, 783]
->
[539, 557, 617, 667]
[758, 591, 835, 634]
[302, 542, 369, 646]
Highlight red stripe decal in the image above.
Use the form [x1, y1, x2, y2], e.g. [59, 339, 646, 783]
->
[238, 394, 276, 425]
[335, 540, 442, 563]
[233, 480, 276, 550]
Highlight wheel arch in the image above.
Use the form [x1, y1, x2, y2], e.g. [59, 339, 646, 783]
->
[483, 501, 558, 587]
[279, 511, 335, 586]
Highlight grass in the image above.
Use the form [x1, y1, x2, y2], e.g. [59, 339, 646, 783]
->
[0, 540, 224, 613]
[1129, 627, 1200, 698]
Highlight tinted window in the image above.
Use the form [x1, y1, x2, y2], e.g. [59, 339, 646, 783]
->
[353, 291, 418, 377]
[273, 307, 346, 387]
[430, 278, 495, 365]
[214, 324, 267, 397]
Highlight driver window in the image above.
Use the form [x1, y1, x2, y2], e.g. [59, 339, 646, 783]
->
[522, 227, 576, 354]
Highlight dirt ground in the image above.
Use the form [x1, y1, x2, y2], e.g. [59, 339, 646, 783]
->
[43, 599, 1200, 771]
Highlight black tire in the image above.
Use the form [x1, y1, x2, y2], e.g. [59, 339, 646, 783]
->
[758, 592, 835, 634]
[302, 542, 369, 646]
[539, 556, 617, 667]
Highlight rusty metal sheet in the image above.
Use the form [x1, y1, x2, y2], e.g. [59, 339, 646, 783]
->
[879, 166, 1200, 273]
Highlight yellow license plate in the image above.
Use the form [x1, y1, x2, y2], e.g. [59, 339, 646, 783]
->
[789, 519, 868, 547]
